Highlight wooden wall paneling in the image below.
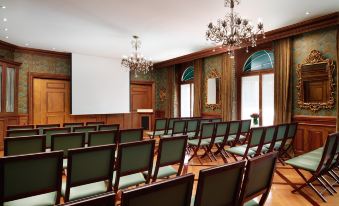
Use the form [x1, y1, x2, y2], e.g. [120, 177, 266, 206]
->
[201, 112, 222, 119]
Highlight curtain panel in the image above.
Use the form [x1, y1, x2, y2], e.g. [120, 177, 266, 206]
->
[193, 59, 203, 117]
[221, 53, 234, 121]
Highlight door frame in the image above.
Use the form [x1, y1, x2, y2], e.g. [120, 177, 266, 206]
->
[28, 72, 70, 124]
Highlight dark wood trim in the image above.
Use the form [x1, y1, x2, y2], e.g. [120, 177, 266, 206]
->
[201, 112, 222, 119]
[292, 115, 336, 127]
[154, 12, 339, 69]
[28, 72, 70, 124]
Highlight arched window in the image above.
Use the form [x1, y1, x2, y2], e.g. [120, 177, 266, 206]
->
[181, 66, 194, 81]
[243, 50, 274, 72]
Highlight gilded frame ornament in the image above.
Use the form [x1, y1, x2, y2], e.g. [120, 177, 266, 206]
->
[296, 50, 335, 112]
[159, 87, 166, 102]
[205, 68, 221, 111]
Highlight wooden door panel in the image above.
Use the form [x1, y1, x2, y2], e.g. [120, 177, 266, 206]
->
[47, 92, 65, 112]
[130, 83, 153, 129]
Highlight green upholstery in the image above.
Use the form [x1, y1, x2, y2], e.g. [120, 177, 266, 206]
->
[241, 120, 251, 133]
[121, 174, 194, 206]
[88, 131, 116, 146]
[51, 133, 85, 158]
[143, 165, 177, 179]
[113, 173, 146, 190]
[186, 120, 199, 133]
[171, 120, 186, 135]
[276, 124, 288, 141]
[36, 124, 60, 135]
[119, 129, 143, 143]
[188, 139, 210, 146]
[73, 126, 96, 143]
[186, 132, 197, 139]
[263, 127, 276, 144]
[248, 128, 264, 147]
[99, 124, 119, 131]
[5, 136, 45, 156]
[86, 122, 104, 130]
[167, 118, 179, 131]
[63, 159, 68, 169]
[147, 118, 167, 137]
[229, 121, 241, 135]
[159, 137, 186, 165]
[244, 200, 259, 206]
[193, 162, 245, 206]
[211, 118, 222, 123]
[62, 182, 107, 201]
[7, 129, 39, 137]
[145, 130, 165, 137]
[215, 123, 228, 138]
[44, 128, 70, 148]
[1, 152, 63, 205]
[63, 123, 84, 128]
[4, 192, 57, 206]
[56, 192, 115, 206]
[227, 145, 256, 157]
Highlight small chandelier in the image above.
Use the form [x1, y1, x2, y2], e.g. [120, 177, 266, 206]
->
[206, 0, 265, 57]
[121, 35, 153, 76]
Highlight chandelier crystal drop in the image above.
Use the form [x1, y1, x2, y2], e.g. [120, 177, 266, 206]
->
[121, 35, 153, 76]
[206, 0, 265, 57]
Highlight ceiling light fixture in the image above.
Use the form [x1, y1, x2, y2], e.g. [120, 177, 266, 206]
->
[4, 28, 8, 31]
[3, 18, 7, 22]
[121, 35, 153, 77]
[1, 5, 5, 9]
[206, 0, 265, 57]
[5, 36, 8, 39]
[306, 11, 310, 15]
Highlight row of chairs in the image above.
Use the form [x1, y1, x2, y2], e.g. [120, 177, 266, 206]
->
[285, 132, 339, 202]
[0, 136, 187, 205]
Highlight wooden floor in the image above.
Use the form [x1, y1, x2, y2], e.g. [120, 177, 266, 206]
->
[0, 149, 338, 206]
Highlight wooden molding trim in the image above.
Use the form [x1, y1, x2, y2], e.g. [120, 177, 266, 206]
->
[154, 12, 339, 69]
[292, 115, 336, 127]
[28, 72, 71, 123]
[202, 112, 222, 118]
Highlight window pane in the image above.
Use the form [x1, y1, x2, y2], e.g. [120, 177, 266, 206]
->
[6, 67, 15, 112]
[241, 76, 259, 123]
[262, 74, 274, 126]
[181, 84, 190, 117]
[191, 84, 194, 117]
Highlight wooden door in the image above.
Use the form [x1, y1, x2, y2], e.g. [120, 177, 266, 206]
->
[33, 78, 70, 124]
[130, 83, 153, 128]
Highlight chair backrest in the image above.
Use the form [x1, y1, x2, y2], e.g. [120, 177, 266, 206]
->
[36, 124, 61, 134]
[276, 123, 289, 141]
[7, 124, 34, 131]
[56, 192, 115, 206]
[73, 126, 97, 143]
[287, 122, 298, 139]
[240, 119, 251, 133]
[51, 132, 86, 158]
[121, 174, 194, 206]
[200, 123, 215, 140]
[316, 133, 338, 173]
[115, 140, 155, 191]
[43, 127, 71, 148]
[0, 151, 63, 205]
[239, 152, 278, 206]
[6, 128, 39, 137]
[118, 128, 143, 144]
[153, 118, 167, 131]
[186, 119, 200, 133]
[99, 124, 120, 131]
[167, 118, 180, 131]
[229, 120, 241, 135]
[194, 160, 246, 206]
[199, 119, 211, 130]
[248, 127, 266, 148]
[262, 126, 277, 144]
[88, 130, 118, 147]
[86, 121, 105, 126]
[64, 145, 116, 201]
[214, 122, 230, 138]
[171, 120, 186, 135]
[211, 118, 222, 123]
[63, 123, 84, 131]
[4, 135, 46, 156]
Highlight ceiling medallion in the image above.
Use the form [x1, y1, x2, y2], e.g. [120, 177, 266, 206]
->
[121, 35, 153, 77]
[206, 0, 265, 57]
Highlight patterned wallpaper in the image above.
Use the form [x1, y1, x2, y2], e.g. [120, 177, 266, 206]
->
[154, 67, 169, 111]
[292, 27, 337, 116]
[0, 47, 14, 60]
[202, 54, 222, 114]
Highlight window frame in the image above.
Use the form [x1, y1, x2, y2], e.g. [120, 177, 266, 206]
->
[178, 63, 194, 118]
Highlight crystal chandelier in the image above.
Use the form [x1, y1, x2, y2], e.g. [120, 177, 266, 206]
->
[121, 36, 153, 76]
[206, 0, 265, 57]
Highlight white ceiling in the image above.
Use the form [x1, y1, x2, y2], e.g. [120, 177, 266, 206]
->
[0, 0, 338, 62]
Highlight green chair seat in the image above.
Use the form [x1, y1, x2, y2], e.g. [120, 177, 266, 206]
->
[187, 132, 196, 139]
[228, 134, 246, 141]
[244, 200, 259, 206]
[210, 136, 224, 144]
[145, 131, 165, 137]
[285, 155, 321, 172]
[226, 145, 256, 157]
[161, 133, 184, 138]
[265, 141, 282, 149]
[188, 139, 210, 146]
[61, 181, 107, 201]
[143, 165, 177, 179]
[63, 159, 67, 169]
[4, 192, 57, 206]
[113, 172, 146, 190]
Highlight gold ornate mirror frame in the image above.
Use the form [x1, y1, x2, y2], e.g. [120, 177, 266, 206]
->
[205, 68, 221, 110]
[296, 50, 335, 112]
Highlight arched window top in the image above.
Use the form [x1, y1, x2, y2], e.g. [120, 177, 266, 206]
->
[243, 50, 274, 72]
[181, 66, 194, 81]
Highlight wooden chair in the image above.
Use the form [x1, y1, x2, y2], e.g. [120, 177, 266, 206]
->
[193, 160, 246, 206]
[224, 120, 242, 147]
[185, 119, 200, 139]
[263, 124, 288, 153]
[226, 127, 266, 161]
[279, 122, 298, 160]
[56, 192, 115, 206]
[0, 151, 63, 205]
[98, 124, 120, 131]
[88, 130, 118, 147]
[4, 135, 46, 156]
[239, 119, 251, 143]
[118, 128, 143, 144]
[73, 126, 97, 144]
[43, 127, 71, 148]
[144, 135, 187, 182]
[7, 124, 34, 131]
[121, 174, 194, 206]
[161, 120, 186, 138]
[239, 152, 278, 206]
[285, 133, 338, 202]
[165, 118, 180, 135]
[6, 128, 39, 137]
[63, 123, 84, 131]
[85, 121, 105, 130]
[113, 140, 155, 192]
[51, 132, 86, 170]
[210, 118, 222, 123]
[256, 125, 278, 154]
[206, 121, 230, 162]
[36, 123, 61, 134]
[62, 145, 116, 202]
[145, 118, 167, 139]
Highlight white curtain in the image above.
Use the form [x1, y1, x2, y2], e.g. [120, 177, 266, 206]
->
[6, 67, 15, 112]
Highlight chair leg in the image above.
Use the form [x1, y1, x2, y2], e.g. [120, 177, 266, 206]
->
[318, 177, 335, 195]
[329, 170, 339, 183]
[320, 176, 337, 193]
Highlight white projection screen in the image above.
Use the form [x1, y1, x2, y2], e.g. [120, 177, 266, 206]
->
[71, 53, 130, 115]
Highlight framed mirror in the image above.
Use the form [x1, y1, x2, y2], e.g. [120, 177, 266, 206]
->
[296, 50, 335, 112]
[205, 68, 221, 110]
